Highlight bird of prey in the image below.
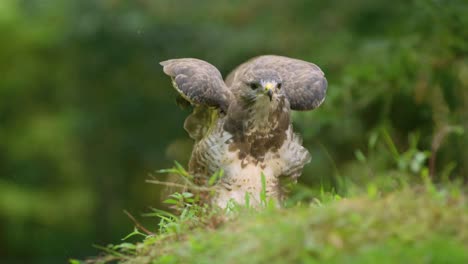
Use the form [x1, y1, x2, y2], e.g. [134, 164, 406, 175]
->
[160, 55, 327, 207]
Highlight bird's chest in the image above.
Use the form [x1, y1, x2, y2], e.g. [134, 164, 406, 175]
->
[213, 150, 282, 206]
[227, 112, 289, 161]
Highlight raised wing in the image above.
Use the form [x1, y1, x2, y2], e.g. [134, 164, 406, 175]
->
[226, 55, 327, 111]
[160, 58, 232, 112]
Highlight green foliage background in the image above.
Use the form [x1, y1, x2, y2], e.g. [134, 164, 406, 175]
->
[0, 0, 467, 263]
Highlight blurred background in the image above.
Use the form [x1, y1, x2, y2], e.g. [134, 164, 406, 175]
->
[0, 0, 467, 263]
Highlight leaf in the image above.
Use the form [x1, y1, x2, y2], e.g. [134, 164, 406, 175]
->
[169, 192, 182, 200]
[156, 168, 178, 174]
[381, 128, 400, 162]
[354, 149, 367, 163]
[92, 244, 127, 258]
[182, 192, 194, 198]
[451, 126, 464, 135]
[174, 161, 191, 179]
[244, 192, 250, 208]
[157, 161, 193, 180]
[144, 208, 177, 219]
[113, 242, 137, 251]
[260, 172, 267, 206]
[208, 169, 224, 186]
[163, 198, 179, 205]
[122, 227, 146, 241]
[368, 131, 379, 150]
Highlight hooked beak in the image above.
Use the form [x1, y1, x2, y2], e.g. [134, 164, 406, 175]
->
[266, 89, 273, 101]
[263, 82, 275, 101]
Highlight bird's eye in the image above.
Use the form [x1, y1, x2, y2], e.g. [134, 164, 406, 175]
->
[277, 83, 282, 89]
[249, 83, 259, 89]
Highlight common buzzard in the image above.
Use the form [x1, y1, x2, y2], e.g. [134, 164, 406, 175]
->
[161, 55, 327, 207]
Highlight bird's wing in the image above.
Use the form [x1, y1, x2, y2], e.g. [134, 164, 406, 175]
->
[226, 55, 327, 111]
[160, 58, 232, 112]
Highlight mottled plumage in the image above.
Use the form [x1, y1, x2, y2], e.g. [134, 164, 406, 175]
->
[160, 55, 327, 207]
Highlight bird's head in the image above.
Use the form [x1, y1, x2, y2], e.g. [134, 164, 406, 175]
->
[241, 69, 282, 103]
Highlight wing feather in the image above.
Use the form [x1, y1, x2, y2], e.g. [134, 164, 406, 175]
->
[160, 58, 232, 112]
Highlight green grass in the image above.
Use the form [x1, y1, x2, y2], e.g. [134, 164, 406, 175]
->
[79, 132, 468, 264]
[81, 183, 468, 264]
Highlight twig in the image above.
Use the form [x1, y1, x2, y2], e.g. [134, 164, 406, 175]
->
[123, 210, 154, 236]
